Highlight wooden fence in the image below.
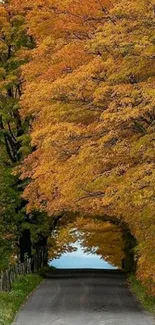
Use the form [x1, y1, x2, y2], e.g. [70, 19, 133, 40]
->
[0, 247, 47, 292]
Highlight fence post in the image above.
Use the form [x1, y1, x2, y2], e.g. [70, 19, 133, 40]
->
[0, 247, 48, 292]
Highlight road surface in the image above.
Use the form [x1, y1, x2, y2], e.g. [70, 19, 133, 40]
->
[12, 270, 155, 325]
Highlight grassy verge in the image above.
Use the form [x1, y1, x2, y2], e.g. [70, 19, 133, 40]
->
[129, 274, 155, 313]
[0, 274, 42, 325]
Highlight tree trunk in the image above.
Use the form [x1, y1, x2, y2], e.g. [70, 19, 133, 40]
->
[123, 229, 137, 272]
[19, 229, 32, 263]
[34, 235, 48, 265]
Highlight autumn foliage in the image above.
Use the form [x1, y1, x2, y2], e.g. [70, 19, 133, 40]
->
[7, 0, 155, 293]
[48, 213, 124, 268]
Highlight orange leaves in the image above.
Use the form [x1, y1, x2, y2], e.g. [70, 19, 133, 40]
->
[10, 0, 155, 293]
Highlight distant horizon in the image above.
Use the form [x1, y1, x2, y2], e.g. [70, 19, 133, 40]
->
[49, 242, 117, 270]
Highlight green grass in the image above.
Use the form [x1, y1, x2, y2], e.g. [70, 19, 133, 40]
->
[129, 274, 155, 313]
[38, 265, 57, 276]
[0, 274, 42, 325]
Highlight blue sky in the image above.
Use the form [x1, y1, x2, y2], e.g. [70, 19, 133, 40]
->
[49, 242, 117, 269]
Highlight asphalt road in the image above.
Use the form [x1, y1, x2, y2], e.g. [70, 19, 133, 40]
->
[12, 270, 155, 325]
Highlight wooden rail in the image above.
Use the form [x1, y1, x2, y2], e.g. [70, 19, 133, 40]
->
[0, 247, 47, 292]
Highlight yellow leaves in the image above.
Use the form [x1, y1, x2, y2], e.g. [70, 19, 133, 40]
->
[12, 0, 155, 292]
[48, 215, 124, 267]
[74, 217, 124, 267]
